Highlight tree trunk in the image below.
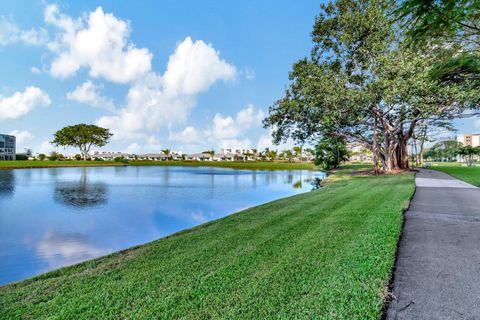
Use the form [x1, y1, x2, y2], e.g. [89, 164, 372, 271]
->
[373, 117, 382, 174]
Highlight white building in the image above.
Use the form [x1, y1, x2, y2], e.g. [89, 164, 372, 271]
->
[0, 134, 16, 160]
[457, 133, 480, 147]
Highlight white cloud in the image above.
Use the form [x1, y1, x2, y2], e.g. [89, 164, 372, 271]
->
[67, 80, 115, 111]
[30, 66, 42, 74]
[168, 126, 202, 144]
[242, 67, 255, 80]
[124, 142, 140, 154]
[0, 16, 48, 46]
[9, 130, 33, 145]
[169, 105, 265, 152]
[0, 86, 51, 119]
[162, 37, 236, 96]
[45, 4, 152, 83]
[475, 118, 480, 131]
[97, 37, 237, 140]
[206, 104, 264, 142]
[38, 140, 55, 154]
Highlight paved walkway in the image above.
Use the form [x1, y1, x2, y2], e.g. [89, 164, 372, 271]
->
[386, 169, 480, 320]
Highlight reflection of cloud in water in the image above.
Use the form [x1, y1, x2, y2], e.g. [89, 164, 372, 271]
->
[37, 231, 109, 268]
[0, 170, 15, 199]
[190, 211, 208, 223]
[54, 169, 108, 208]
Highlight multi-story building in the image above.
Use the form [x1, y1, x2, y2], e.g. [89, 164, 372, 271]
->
[457, 133, 480, 147]
[0, 134, 16, 160]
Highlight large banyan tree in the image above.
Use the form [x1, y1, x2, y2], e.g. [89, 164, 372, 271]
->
[264, 0, 479, 173]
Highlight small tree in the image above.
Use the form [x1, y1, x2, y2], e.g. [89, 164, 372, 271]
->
[315, 136, 350, 170]
[38, 153, 46, 161]
[458, 146, 480, 167]
[75, 154, 82, 161]
[48, 151, 59, 161]
[52, 124, 112, 160]
[162, 149, 172, 160]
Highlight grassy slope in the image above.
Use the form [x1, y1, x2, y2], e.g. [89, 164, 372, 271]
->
[430, 163, 480, 187]
[0, 160, 315, 171]
[0, 167, 414, 319]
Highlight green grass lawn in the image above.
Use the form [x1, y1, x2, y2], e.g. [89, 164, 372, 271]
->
[0, 160, 316, 171]
[0, 165, 414, 319]
[0, 160, 125, 169]
[430, 162, 480, 187]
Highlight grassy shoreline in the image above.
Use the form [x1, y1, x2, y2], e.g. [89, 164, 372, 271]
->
[429, 163, 480, 187]
[0, 165, 414, 319]
[0, 160, 317, 171]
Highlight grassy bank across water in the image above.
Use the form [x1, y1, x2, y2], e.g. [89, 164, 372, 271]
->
[429, 163, 480, 187]
[0, 160, 316, 171]
[0, 165, 414, 319]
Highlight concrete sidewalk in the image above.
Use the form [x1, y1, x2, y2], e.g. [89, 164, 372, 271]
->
[386, 169, 480, 320]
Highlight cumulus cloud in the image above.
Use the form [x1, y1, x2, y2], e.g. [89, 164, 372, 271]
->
[475, 118, 480, 130]
[124, 142, 140, 154]
[97, 37, 237, 140]
[45, 4, 152, 83]
[0, 86, 51, 119]
[168, 126, 202, 145]
[0, 16, 48, 46]
[67, 80, 115, 111]
[162, 37, 236, 96]
[206, 104, 264, 142]
[9, 130, 33, 145]
[30, 66, 42, 74]
[169, 105, 264, 151]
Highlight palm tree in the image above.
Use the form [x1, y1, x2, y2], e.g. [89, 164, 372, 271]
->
[268, 149, 278, 162]
[293, 146, 302, 156]
[285, 150, 294, 162]
[162, 149, 171, 160]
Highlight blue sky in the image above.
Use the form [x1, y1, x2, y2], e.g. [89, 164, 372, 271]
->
[0, 1, 478, 155]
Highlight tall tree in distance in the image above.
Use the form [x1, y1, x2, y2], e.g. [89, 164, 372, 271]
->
[52, 124, 113, 160]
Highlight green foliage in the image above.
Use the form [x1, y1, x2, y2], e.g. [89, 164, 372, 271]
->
[114, 156, 128, 163]
[48, 151, 60, 161]
[15, 154, 28, 161]
[264, 0, 479, 173]
[458, 145, 480, 166]
[315, 136, 350, 170]
[396, 0, 480, 83]
[424, 140, 463, 161]
[38, 153, 46, 161]
[0, 168, 414, 319]
[74, 154, 82, 161]
[52, 124, 112, 160]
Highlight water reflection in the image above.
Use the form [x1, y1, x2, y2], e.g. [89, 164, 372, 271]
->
[0, 166, 324, 284]
[37, 230, 109, 269]
[54, 168, 108, 208]
[0, 170, 15, 199]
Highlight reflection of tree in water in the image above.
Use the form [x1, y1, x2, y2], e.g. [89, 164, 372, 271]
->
[293, 180, 303, 189]
[0, 170, 15, 199]
[54, 168, 108, 208]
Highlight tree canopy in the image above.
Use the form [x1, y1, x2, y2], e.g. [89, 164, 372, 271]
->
[264, 0, 479, 173]
[52, 124, 113, 160]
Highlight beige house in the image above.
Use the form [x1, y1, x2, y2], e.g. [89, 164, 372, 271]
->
[457, 133, 480, 147]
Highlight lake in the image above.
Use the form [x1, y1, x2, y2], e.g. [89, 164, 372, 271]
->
[0, 166, 325, 285]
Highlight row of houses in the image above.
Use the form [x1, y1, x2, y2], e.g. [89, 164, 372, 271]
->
[90, 150, 314, 162]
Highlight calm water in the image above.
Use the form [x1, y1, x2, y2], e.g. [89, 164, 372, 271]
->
[0, 166, 325, 285]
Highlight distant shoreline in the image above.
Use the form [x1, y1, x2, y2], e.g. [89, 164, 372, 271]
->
[0, 160, 318, 171]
